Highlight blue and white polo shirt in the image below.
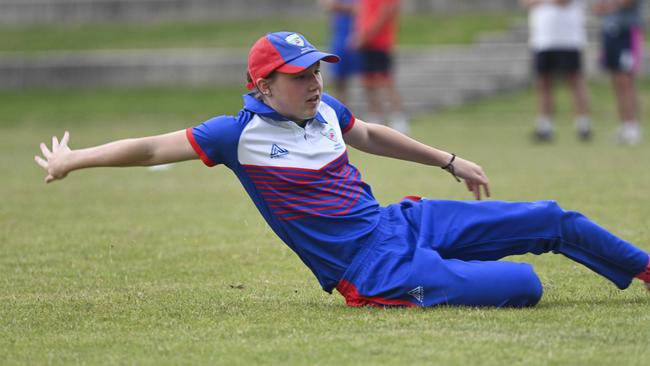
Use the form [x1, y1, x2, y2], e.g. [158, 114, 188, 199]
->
[186, 92, 381, 292]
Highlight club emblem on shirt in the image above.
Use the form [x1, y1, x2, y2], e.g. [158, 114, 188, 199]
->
[321, 127, 338, 143]
[270, 144, 289, 158]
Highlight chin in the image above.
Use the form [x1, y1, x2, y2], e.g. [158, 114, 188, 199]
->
[305, 107, 319, 118]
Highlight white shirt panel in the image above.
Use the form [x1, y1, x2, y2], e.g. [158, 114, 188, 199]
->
[237, 102, 346, 170]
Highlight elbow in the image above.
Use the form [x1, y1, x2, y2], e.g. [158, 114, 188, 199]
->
[142, 146, 160, 166]
[126, 137, 158, 166]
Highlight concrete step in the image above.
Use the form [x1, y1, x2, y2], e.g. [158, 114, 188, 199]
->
[2, 40, 646, 115]
[0, 48, 247, 88]
[0, 44, 532, 89]
[0, 0, 525, 25]
[0, 0, 324, 25]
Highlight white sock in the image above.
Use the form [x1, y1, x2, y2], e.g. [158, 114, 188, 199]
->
[536, 116, 554, 132]
[575, 116, 591, 132]
[619, 121, 642, 145]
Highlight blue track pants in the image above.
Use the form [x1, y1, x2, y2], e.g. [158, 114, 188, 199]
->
[337, 199, 648, 307]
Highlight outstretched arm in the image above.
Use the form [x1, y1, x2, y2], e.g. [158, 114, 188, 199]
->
[343, 118, 490, 200]
[34, 130, 197, 183]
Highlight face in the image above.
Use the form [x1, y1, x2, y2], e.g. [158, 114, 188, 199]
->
[261, 62, 323, 122]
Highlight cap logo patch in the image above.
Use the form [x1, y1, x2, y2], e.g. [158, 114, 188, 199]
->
[285, 33, 305, 47]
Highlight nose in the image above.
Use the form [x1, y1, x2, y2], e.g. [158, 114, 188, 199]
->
[309, 72, 322, 90]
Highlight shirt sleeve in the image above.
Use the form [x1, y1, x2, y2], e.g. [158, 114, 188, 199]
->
[321, 93, 356, 134]
[186, 115, 241, 167]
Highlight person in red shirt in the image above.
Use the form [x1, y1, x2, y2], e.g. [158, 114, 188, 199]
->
[354, 0, 409, 134]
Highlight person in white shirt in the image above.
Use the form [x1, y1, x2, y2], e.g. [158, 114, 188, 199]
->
[523, 0, 592, 142]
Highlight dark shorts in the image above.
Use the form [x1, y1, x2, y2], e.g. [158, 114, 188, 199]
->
[533, 49, 582, 75]
[601, 26, 644, 73]
[360, 49, 393, 75]
[359, 49, 394, 85]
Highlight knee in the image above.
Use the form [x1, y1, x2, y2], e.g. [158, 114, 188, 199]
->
[540, 200, 565, 218]
[538, 200, 584, 229]
[508, 264, 543, 307]
[544, 200, 589, 235]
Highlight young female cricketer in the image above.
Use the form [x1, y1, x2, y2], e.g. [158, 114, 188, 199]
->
[35, 31, 650, 307]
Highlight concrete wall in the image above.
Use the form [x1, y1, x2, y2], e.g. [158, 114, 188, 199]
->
[0, 0, 320, 25]
[0, 0, 521, 25]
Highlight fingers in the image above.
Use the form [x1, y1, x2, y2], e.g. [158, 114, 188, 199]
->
[483, 183, 491, 198]
[473, 183, 482, 200]
[40, 143, 52, 159]
[52, 135, 60, 153]
[39, 132, 68, 158]
[470, 186, 479, 200]
[464, 180, 479, 200]
[45, 174, 55, 184]
[465, 180, 474, 194]
[464, 179, 490, 201]
[34, 155, 48, 169]
[471, 166, 490, 199]
[36, 153, 56, 183]
[475, 181, 491, 200]
[60, 131, 70, 147]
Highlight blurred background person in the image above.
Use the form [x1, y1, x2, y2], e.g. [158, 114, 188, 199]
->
[353, 0, 410, 135]
[321, 0, 361, 105]
[522, 0, 591, 143]
[594, 0, 644, 145]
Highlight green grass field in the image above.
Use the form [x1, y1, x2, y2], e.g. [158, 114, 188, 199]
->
[2, 80, 650, 365]
[0, 13, 519, 53]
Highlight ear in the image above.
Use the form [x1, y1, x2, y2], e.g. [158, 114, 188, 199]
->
[256, 78, 271, 96]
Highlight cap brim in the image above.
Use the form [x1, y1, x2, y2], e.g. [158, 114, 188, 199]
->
[276, 51, 340, 74]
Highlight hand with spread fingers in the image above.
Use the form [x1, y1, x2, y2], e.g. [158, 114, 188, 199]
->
[34, 131, 72, 183]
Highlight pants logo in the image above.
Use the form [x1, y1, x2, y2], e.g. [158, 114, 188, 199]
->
[408, 286, 424, 304]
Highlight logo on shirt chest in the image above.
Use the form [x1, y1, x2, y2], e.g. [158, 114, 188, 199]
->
[270, 144, 289, 158]
[320, 126, 338, 143]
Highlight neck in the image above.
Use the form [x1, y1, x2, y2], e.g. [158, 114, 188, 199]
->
[261, 97, 312, 124]
[295, 119, 309, 127]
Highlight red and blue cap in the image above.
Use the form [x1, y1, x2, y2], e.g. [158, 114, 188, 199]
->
[246, 31, 340, 90]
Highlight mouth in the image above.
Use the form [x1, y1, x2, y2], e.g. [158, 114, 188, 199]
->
[306, 95, 320, 104]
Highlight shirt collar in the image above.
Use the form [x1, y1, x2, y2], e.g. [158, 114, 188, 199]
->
[242, 93, 327, 124]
